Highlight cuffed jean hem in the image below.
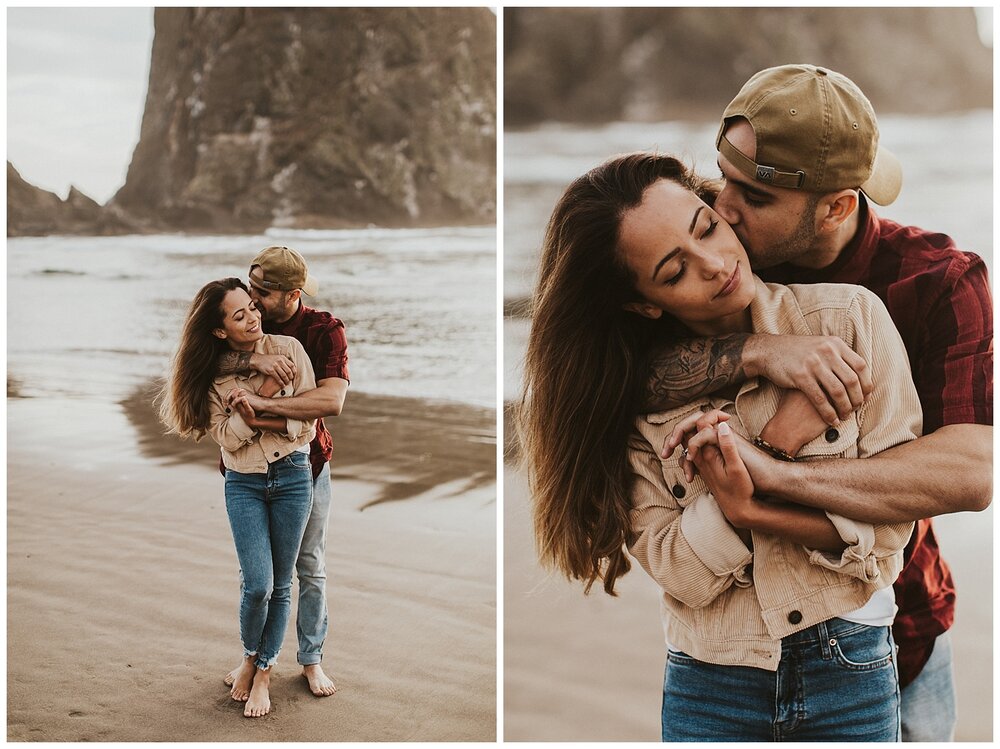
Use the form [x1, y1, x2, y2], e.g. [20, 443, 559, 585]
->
[297, 651, 323, 666]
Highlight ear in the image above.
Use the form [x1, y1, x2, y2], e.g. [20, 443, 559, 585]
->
[212, 328, 227, 340]
[817, 189, 858, 233]
[623, 301, 663, 320]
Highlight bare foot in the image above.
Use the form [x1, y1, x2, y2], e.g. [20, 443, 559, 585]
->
[229, 656, 256, 702]
[223, 662, 242, 687]
[245, 668, 271, 718]
[302, 664, 337, 697]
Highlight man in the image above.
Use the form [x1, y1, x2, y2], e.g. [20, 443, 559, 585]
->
[648, 65, 992, 741]
[219, 245, 350, 697]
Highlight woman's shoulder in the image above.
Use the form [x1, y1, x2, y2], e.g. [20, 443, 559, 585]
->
[260, 333, 306, 356]
[754, 278, 889, 335]
[757, 277, 880, 312]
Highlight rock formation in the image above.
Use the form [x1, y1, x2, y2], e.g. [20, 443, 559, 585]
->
[7, 162, 134, 236]
[505, 7, 992, 125]
[112, 7, 496, 233]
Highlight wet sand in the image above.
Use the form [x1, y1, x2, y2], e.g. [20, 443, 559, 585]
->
[7, 391, 496, 741]
[504, 465, 992, 741]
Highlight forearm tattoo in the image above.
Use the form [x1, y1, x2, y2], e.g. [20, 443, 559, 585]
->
[217, 350, 253, 376]
[641, 334, 750, 413]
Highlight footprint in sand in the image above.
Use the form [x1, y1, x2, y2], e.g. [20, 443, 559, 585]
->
[68, 711, 85, 717]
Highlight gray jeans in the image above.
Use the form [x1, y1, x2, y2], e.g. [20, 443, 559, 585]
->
[295, 462, 333, 665]
[900, 631, 956, 741]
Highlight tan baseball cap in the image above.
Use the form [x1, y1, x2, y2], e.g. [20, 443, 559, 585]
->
[716, 64, 902, 205]
[249, 245, 318, 296]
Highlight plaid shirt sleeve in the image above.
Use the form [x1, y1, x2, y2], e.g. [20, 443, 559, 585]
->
[308, 317, 350, 383]
[914, 254, 993, 431]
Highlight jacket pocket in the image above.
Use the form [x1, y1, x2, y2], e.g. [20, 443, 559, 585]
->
[796, 415, 860, 459]
[658, 460, 708, 509]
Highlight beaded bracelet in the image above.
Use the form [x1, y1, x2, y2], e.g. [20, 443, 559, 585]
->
[752, 436, 797, 462]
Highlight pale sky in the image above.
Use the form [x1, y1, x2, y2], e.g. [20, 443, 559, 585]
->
[6, 7, 154, 203]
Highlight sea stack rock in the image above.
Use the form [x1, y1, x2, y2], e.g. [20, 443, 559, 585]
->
[110, 7, 497, 233]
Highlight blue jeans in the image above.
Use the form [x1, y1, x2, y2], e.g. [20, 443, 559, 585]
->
[295, 462, 332, 666]
[225, 452, 313, 671]
[900, 631, 956, 741]
[661, 618, 900, 741]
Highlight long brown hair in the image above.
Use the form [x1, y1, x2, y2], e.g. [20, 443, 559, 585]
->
[519, 153, 718, 595]
[159, 277, 249, 440]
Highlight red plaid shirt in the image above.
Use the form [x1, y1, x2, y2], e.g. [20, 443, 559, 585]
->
[761, 198, 993, 687]
[265, 303, 350, 480]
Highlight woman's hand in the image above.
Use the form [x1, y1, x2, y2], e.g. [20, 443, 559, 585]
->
[660, 409, 732, 482]
[226, 387, 257, 424]
[689, 422, 757, 530]
[759, 388, 833, 457]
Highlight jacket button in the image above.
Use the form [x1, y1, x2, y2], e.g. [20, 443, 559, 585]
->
[274, 452, 280, 458]
[671, 483, 686, 499]
[226, 407, 231, 413]
[825, 428, 839, 442]
[787, 610, 803, 624]
[280, 389, 286, 395]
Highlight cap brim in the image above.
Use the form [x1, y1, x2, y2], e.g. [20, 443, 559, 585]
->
[860, 145, 902, 206]
[301, 275, 318, 296]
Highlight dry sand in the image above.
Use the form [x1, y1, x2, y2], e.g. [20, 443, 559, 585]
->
[7, 392, 496, 741]
[504, 466, 992, 741]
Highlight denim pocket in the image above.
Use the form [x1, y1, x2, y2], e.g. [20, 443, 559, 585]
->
[830, 626, 893, 671]
[284, 450, 310, 469]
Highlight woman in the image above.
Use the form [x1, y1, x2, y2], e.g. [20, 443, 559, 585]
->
[159, 278, 317, 718]
[520, 153, 921, 740]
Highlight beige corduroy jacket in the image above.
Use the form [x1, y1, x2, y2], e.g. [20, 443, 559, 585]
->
[208, 334, 316, 474]
[627, 278, 921, 671]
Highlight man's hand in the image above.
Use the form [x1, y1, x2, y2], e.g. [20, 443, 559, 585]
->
[745, 334, 872, 425]
[250, 353, 296, 387]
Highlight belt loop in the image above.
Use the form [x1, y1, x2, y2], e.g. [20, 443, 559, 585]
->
[816, 620, 833, 660]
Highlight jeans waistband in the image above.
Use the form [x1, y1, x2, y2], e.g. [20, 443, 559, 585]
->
[782, 617, 883, 649]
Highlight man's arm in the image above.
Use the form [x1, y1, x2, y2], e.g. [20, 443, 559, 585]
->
[643, 333, 872, 425]
[240, 377, 348, 421]
[644, 334, 750, 410]
[218, 350, 296, 386]
[749, 423, 992, 524]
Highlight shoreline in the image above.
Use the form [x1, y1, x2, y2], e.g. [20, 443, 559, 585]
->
[120, 383, 496, 507]
[7, 393, 496, 741]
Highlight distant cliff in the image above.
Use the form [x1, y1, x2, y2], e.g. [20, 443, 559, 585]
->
[9, 7, 496, 236]
[7, 162, 134, 237]
[505, 7, 992, 126]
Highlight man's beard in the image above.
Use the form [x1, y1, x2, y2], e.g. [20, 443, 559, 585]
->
[744, 200, 820, 270]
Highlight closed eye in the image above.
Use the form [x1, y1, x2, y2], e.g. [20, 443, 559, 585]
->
[703, 218, 719, 238]
[664, 261, 686, 286]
